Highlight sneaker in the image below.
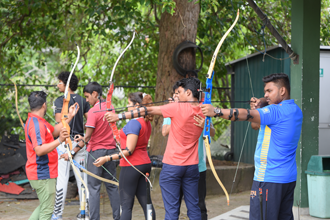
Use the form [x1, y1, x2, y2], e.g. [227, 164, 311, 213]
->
[77, 212, 89, 220]
[51, 214, 63, 220]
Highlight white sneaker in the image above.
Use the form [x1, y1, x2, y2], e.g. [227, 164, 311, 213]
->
[51, 214, 62, 220]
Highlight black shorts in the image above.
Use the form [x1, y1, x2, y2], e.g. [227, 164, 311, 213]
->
[249, 180, 296, 220]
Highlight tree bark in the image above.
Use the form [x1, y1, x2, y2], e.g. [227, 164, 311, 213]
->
[149, 0, 200, 156]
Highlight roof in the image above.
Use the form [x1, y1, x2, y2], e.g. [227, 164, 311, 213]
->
[320, 46, 330, 51]
[226, 45, 330, 66]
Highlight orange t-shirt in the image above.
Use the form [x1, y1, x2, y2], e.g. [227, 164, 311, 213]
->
[160, 103, 204, 166]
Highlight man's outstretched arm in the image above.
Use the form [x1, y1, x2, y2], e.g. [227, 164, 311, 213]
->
[201, 104, 261, 124]
[105, 106, 163, 123]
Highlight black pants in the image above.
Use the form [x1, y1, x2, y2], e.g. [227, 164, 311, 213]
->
[198, 171, 207, 220]
[179, 171, 207, 220]
[249, 180, 296, 220]
[119, 164, 156, 220]
[87, 149, 120, 220]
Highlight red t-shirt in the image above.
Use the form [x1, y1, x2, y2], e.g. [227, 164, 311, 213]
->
[160, 103, 204, 166]
[86, 101, 116, 152]
[25, 113, 58, 180]
[119, 118, 152, 166]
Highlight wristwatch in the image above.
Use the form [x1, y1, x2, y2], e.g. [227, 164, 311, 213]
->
[70, 150, 76, 157]
[118, 113, 123, 120]
[214, 107, 223, 117]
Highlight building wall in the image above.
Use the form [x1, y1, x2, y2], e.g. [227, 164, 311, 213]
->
[230, 47, 291, 164]
[319, 50, 330, 155]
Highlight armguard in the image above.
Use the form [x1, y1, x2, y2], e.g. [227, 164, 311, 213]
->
[137, 108, 141, 117]
[234, 108, 239, 121]
[246, 109, 254, 121]
[125, 147, 132, 155]
[228, 109, 233, 120]
[142, 106, 148, 116]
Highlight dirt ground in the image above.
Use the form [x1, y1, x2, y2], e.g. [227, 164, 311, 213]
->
[0, 189, 250, 220]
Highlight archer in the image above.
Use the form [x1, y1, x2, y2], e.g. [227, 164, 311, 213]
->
[105, 77, 204, 220]
[74, 82, 120, 220]
[25, 91, 79, 220]
[201, 73, 303, 220]
[52, 71, 91, 220]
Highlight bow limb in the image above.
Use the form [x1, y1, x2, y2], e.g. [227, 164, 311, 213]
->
[107, 30, 153, 189]
[204, 139, 229, 204]
[72, 159, 119, 186]
[117, 146, 153, 189]
[10, 80, 25, 130]
[107, 31, 136, 144]
[82, 168, 119, 186]
[206, 9, 239, 79]
[109, 30, 136, 82]
[65, 146, 89, 214]
[58, 148, 118, 186]
[203, 9, 239, 206]
[60, 44, 89, 198]
[65, 147, 90, 198]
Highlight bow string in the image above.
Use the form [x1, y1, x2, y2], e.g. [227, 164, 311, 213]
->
[107, 30, 153, 189]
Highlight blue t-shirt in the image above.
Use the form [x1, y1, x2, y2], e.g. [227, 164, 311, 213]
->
[162, 117, 171, 125]
[254, 99, 303, 183]
[198, 135, 207, 172]
[162, 117, 207, 172]
[123, 119, 142, 136]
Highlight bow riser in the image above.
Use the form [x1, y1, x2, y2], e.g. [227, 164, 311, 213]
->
[203, 72, 214, 142]
[107, 82, 121, 144]
[61, 96, 73, 150]
[106, 83, 115, 106]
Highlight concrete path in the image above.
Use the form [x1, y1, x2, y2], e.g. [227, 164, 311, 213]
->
[210, 205, 330, 220]
[210, 205, 249, 220]
[0, 190, 251, 220]
[1, 189, 327, 219]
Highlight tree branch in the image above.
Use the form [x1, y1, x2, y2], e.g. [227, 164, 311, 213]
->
[1, 9, 31, 48]
[0, 32, 19, 48]
[154, 3, 160, 24]
[245, 0, 298, 63]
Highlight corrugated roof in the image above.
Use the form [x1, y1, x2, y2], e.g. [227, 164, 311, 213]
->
[226, 45, 330, 66]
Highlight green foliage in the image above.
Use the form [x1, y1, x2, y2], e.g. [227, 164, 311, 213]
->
[321, 0, 330, 45]
[1, 0, 330, 141]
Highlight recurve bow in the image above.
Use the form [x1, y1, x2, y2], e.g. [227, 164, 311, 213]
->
[203, 9, 239, 206]
[107, 30, 153, 189]
[61, 44, 90, 207]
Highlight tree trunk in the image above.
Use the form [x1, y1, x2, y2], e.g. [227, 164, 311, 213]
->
[149, 0, 200, 156]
